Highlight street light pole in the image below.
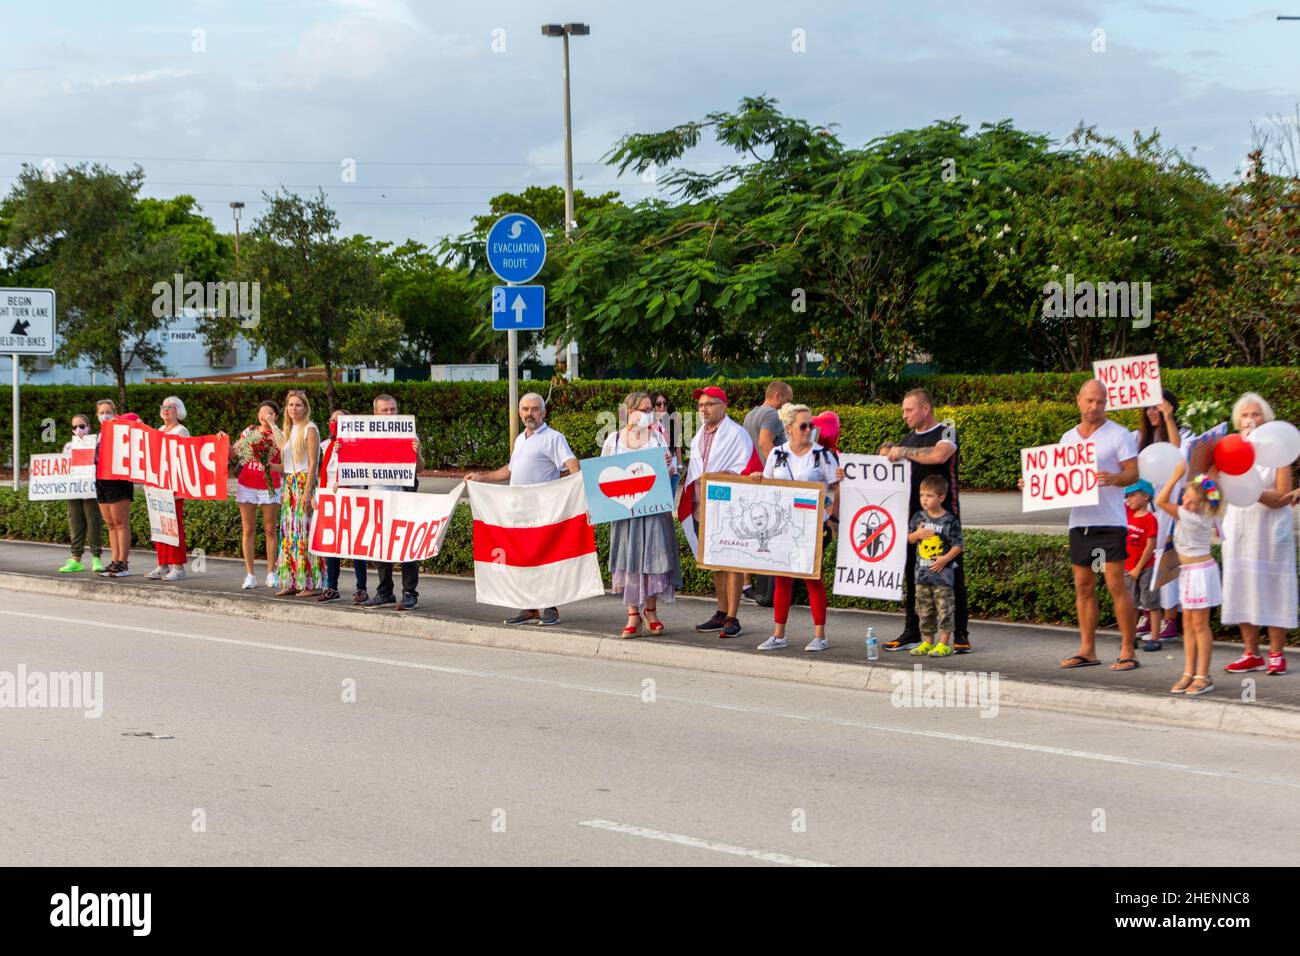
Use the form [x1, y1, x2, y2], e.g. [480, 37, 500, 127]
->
[230, 201, 245, 263]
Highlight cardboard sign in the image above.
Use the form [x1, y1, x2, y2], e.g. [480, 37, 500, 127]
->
[308, 484, 462, 563]
[1185, 422, 1229, 477]
[27, 437, 97, 500]
[1021, 441, 1100, 513]
[333, 415, 419, 486]
[97, 420, 228, 500]
[145, 486, 180, 546]
[696, 474, 825, 579]
[579, 448, 674, 524]
[1093, 354, 1161, 411]
[833, 455, 911, 601]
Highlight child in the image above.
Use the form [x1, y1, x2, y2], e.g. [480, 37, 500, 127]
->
[906, 475, 964, 657]
[1124, 479, 1162, 651]
[1155, 461, 1222, 696]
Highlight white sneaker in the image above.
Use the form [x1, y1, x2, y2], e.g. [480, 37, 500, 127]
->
[242, 573, 257, 589]
[757, 636, 788, 651]
[163, 567, 186, 581]
[145, 566, 166, 579]
[265, 572, 277, 589]
[804, 637, 829, 652]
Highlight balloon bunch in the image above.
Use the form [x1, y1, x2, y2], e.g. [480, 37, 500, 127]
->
[1213, 422, 1300, 507]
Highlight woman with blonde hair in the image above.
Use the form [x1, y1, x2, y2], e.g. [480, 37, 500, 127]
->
[1221, 392, 1296, 676]
[272, 389, 324, 597]
[94, 399, 136, 577]
[145, 395, 191, 581]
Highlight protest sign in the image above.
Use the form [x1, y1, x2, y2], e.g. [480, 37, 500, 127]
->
[579, 448, 674, 524]
[833, 455, 911, 601]
[1093, 354, 1161, 411]
[309, 483, 462, 563]
[145, 486, 180, 546]
[27, 436, 97, 500]
[333, 415, 418, 486]
[697, 474, 825, 578]
[1021, 441, 1100, 512]
[97, 420, 228, 500]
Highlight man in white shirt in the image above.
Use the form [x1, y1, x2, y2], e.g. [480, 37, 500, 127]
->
[1054, 379, 1141, 671]
[467, 392, 580, 626]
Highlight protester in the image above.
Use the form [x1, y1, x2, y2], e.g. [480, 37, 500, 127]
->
[602, 392, 682, 637]
[1123, 479, 1162, 651]
[1221, 393, 1296, 676]
[877, 388, 971, 653]
[466, 392, 580, 626]
[811, 410, 841, 454]
[360, 394, 423, 611]
[1043, 380, 1141, 671]
[272, 389, 323, 597]
[141, 396, 191, 581]
[680, 386, 761, 638]
[753, 403, 840, 652]
[741, 381, 792, 604]
[1155, 462, 1223, 696]
[316, 408, 369, 604]
[904, 474, 964, 657]
[1133, 391, 1189, 641]
[95, 401, 135, 578]
[57, 413, 104, 574]
[234, 400, 282, 590]
[649, 391, 683, 499]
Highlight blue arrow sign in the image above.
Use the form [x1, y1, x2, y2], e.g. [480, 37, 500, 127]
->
[485, 213, 547, 284]
[491, 285, 545, 331]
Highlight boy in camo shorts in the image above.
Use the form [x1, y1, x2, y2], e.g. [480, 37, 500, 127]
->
[906, 475, 965, 657]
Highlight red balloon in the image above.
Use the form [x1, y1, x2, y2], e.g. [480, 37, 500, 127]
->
[1213, 433, 1256, 476]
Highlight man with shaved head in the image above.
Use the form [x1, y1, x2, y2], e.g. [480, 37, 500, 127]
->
[1045, 379, 1141, 671]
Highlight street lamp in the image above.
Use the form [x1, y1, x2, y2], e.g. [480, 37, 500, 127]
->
[230, 201, 245, 262]
[542, 22, 589, 380]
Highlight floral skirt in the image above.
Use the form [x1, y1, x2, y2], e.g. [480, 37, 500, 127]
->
[277, 471, 323, 590]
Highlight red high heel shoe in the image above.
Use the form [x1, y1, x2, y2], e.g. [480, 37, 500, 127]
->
[621, 611, 643, 638]
[644, 609, 665, 633]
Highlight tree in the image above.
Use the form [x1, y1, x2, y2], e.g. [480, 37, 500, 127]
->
[470, 185, 620, 235]
[371, 240, 484, 366]
[1, 164, 185, 408]
[223, 191, 389, 410]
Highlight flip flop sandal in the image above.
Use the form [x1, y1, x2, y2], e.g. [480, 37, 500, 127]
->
[1059, 655, 1102, 669]
[1111, 658, 1140, 671]
[1186, 677, 1215, 697]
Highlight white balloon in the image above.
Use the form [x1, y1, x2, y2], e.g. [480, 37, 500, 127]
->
[1215, 467, 1263, 508]
[1245, 420, 1300, 469]
[1138, 442, 1182, 487]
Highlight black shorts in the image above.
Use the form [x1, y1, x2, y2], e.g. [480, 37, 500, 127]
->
[1068, 526, 1126, 567]
[96, 479, 135, 504]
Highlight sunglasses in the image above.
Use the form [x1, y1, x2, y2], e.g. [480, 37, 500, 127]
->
[654, 400, 668, 407]
[73, 424, 90, 431]
[795, 422, 814, 432]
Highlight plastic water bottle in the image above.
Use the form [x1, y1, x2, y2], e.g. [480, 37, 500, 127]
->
[866, 627, 879, 661]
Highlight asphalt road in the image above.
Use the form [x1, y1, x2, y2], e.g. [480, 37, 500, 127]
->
[2, 590, 1297, 866]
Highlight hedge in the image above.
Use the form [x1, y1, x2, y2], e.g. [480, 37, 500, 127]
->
[4, 489, 1292, 641]
[9, 367, 1295, 485]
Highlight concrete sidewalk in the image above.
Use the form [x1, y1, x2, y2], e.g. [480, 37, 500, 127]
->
[1, 539, 1296, 738]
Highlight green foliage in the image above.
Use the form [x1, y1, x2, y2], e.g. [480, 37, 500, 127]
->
[339, 309, 405, 369]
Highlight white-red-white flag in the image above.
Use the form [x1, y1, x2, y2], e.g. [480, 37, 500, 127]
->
[466, 473, 605, 609]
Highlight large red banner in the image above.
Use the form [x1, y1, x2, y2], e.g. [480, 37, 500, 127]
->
[96, 420, 229, 500]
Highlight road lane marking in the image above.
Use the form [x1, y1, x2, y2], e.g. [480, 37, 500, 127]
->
[5, 607, 1299, 792]
[579, 820, 833, 867]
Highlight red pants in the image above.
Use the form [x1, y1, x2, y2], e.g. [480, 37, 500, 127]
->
[773, 576, 828, 626]
[154, 499, 187, 565]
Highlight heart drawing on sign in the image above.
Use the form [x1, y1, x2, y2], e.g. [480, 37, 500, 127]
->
[598, 462, 657, 508]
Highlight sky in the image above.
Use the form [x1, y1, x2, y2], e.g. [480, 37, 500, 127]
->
[3, 0, 1298, 247]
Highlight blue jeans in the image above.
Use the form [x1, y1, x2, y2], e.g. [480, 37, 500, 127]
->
[326, 557, 367, 593]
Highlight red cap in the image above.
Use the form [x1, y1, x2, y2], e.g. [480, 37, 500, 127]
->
[118, 413, 142, 422]
[692, 386, 728, 405]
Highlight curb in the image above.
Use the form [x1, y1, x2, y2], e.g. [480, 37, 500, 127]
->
[4, 571, 1299, 742]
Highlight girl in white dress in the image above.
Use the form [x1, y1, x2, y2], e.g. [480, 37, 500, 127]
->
[1220, 393, 1297, 676]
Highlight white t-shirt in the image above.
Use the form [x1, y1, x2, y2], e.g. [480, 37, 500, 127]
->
[762, 442, 839, 492]
[601, 428, 675, 473]
[1060, 418, 1137, 529]
[281, 422, 319, 475]
[509, 422, 576, 487]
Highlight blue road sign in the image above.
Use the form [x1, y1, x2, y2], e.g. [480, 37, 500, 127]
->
[485, 213, 547, 283]
[491, 285, 545, 331]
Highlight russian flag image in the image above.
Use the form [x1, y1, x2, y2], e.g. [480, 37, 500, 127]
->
[793, 497, 818, 510]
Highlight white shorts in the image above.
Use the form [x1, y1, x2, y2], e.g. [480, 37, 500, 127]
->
[1179, 558, 1221, 610]
[235, 484, 281, 506]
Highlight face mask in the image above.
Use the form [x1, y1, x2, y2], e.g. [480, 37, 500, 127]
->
[98, 413, 111, 423]
[639, 412, 655, 427]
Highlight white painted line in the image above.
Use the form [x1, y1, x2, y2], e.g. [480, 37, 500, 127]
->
[5, 607, 1300, 793]
[579, 819, 833, 867]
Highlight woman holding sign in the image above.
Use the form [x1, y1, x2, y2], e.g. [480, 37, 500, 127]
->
[234, 400, 283, 591]
[273, 389, 324, 597]
[57, 413, 105, 574]
[94, 400, 135, 578]
[752, 403, 840, 653]
[602, 392, 681, 637]
[144, 396, 190, 582]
